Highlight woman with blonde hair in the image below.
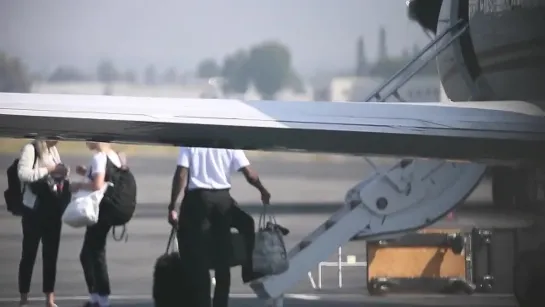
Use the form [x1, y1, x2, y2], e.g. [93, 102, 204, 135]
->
[72, 142, 126, 307]
[17, 138, 69, 307]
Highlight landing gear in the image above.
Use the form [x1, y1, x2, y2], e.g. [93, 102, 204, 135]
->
[512, 168, 545, 307]
[514, 245, 545, 307]
[491, 167, 516, 208]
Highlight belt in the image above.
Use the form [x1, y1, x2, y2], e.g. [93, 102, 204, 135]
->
[187, 188, 230, 192]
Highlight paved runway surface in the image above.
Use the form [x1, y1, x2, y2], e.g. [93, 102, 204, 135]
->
[0, 154, 525, 306]
[0, 294, 518, 307]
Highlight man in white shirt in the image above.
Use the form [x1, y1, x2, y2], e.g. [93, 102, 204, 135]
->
[168, 147, 270, 307]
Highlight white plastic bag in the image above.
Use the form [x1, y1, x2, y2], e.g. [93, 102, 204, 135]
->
[252, 205, 289, 276]
[62, 184, 109, 228]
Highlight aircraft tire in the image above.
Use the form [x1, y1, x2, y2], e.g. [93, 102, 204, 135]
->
[513, 247, 545, 307]
[514, 169, 539, 212]
[491, 166, 516, 209]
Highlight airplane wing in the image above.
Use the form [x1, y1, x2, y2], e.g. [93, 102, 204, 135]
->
[0, 93, 544, 162]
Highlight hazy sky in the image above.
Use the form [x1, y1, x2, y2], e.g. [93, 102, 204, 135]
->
[0, 0, 428, 76]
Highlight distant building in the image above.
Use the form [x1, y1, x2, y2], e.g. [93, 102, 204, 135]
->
[31, 79, 314, 101]
[378, 26, 388, 61]
[355, 36, 367, 76]
[32, 81, 208, 98]
[329, 75, 441, 102]
[324, 32, 442, 103]
[328, 37, 442, 103]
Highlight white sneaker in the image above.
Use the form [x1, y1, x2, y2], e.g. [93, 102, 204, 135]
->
[97, 296, 110, 307]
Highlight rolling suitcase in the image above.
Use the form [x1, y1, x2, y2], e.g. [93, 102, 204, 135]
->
[152, 227, 248, 307]
[153, 227, 186, 307]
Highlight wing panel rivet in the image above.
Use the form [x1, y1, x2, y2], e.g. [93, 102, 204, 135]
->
[376, 197, 388, 210]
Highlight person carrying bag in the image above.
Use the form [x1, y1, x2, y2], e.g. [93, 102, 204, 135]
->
[71, 142, 137, 307]
[252, 204, 290, 276]
[14, 139, 69, 307]
[168, 146, 272, 307]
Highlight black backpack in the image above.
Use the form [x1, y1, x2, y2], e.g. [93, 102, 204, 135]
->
[102, 157, 137, 227]
[4, 144, 38, 216]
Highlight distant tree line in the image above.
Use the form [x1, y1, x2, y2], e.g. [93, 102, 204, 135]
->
[47, 61, 179, 86]
[195, 41, 305, 99]
[1, 40, 304, 99]
[0, 52, 31, 93]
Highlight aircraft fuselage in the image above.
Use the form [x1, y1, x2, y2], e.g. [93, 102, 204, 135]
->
[409, 0, 545, 110]
[437, 0, 545, 109]
[409, 0, 545, 212]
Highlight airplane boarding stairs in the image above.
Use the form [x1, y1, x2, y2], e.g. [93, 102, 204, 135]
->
[249, 158, 486, 306]
[247, 16, 485, 307]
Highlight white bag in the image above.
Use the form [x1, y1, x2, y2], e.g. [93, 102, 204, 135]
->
[252, 205, 289, 276]
[62, 184, 109, 228]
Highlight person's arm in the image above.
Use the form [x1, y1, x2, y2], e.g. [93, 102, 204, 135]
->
[168, 166, 188, 211]
[240, 166, 267, 194]
[168, 147, 190, 211]
[17, 143, 53, 183]
[232, 150, 270, 202]
[51, 146, 69, 177]
[79, 153, 107, 191]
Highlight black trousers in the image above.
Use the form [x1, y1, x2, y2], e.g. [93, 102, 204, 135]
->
[177, 189, 233, 307]
[19, 206, 63, 294]
[80, 216, 112, 295]
[228, 205, 255, 283]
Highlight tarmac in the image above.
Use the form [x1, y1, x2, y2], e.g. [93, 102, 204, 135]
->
[0, 154, 525, 306]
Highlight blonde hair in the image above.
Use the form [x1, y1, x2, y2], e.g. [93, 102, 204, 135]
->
[87, 141, 112, 152]
[88, 142, 127, 166]
[97, 142, 112, 152]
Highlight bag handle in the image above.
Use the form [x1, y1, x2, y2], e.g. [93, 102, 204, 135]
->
[165, 226, 178, 255]
[112, 225, 129, 242]
[21, 143, 39, 195]
[258, 205, 267, 229]
[258, 204, 277, 229]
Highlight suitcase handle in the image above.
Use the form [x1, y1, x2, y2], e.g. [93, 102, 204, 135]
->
[165, 227, 178, 255]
